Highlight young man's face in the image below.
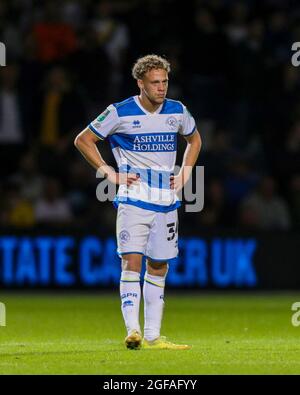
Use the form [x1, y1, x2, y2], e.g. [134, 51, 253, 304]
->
[138, 68, 169, 105]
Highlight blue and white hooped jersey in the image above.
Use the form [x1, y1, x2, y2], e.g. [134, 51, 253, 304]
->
[88, 95, 196, 212]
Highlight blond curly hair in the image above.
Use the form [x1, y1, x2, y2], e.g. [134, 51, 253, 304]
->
[132, 54, 171, 80]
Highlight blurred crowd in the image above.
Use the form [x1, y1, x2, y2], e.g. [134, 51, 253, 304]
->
[0, 0, 299, 233]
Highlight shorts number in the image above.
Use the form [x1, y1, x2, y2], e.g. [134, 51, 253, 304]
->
[167, 222, 178, 241]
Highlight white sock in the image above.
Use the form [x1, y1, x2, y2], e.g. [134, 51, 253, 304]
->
[120, 271, 141, 335]
[143, 272, 166, 341]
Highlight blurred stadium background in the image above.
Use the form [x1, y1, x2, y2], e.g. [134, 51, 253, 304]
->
[1, 0, 300, 375]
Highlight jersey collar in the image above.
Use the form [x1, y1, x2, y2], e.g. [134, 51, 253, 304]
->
[134, 95, 165, 115]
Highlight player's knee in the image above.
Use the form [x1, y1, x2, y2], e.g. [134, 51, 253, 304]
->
[121, 254, 142, 273]
[147, 261, 169, 277]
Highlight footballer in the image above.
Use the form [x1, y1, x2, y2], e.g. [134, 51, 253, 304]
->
[75, 54, 201, 350]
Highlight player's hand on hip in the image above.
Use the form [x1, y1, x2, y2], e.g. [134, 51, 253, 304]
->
[114, 172, 140, 186]
[170, 174, 184, 193]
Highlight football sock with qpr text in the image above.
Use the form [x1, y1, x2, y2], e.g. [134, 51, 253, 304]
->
[143, 272, 166, 341]
[120, 271, 141, 335]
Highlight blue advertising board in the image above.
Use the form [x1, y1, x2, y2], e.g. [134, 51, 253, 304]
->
[0, 233, 298, 289]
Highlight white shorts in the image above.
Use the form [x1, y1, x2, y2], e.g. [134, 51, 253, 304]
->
[116, 203, 178, 261]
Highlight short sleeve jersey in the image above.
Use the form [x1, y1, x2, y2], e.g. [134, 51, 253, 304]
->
[88, 95, 196, 212]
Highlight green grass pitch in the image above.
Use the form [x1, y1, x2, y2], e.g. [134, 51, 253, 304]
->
[0, 292, 300, 374]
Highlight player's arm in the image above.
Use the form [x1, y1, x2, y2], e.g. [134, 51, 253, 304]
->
[170, 129, 202, 192]
[74, 128, 139, 186]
